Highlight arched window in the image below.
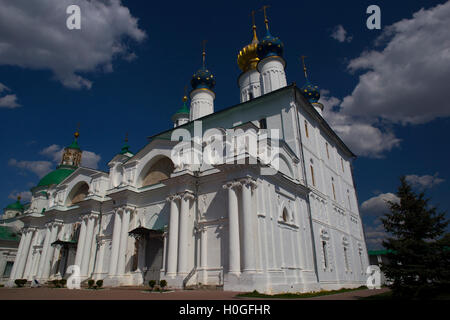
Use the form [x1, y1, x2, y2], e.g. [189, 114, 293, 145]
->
[282, 208, 288, 222]
[70, 183, 89, 205]
[142, 157, 174, 187]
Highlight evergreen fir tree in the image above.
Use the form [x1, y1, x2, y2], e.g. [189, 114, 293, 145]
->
[381, 176, 449, 298]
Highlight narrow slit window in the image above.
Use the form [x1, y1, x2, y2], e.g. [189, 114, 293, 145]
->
[344, 247, 350, 271]
[310, 165, 315, 186]
[332, 181, 336, 200]
[322, 241, 328, 269]
[304, 120, 309, 138]
[341, 157, 344, 172]
[326, 143, 329, 159]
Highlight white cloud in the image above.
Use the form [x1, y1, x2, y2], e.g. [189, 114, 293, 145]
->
[340, 1, 450, 124]
[40, 144, 63, 162]
[8, 158, 53, 178]
[0, 0, 146, 89]
[364, 222, 388, 250]
[320, 2, 450, 158]
[8, 190, 32, 202]
[331, 25, 353, 43]
[0, 82, 20, 108]
[321, 90, 401, 158]
[405, 173, 445, 189]
[81, 151, 101, 169]
[360, 192, 399, 216]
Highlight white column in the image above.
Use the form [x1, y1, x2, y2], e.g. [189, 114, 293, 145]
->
[42, 223, 59, 278]
[74, 217, 87, 269]
[108, 210, 122, 276]
[9, 229, 27, 280]
[51, 225, 65, 275]
[30, 248, 41, 280]
[200, 226, 207, 269]
[37, 227, 51, 279]
[162, 232, 167, 272]
[224, 182, 240, 274]
[23, 229, 39, 279]
[177, 192, 192, 275]
[116, 208, 131, 275]
[166, 195, 179, 276]
[81, 215, 96, 277]
[241, 178, 257, 273]
[94, 238, 106, 278]
[14, 229, 33, 279]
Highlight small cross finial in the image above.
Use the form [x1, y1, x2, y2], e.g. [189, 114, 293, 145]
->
[250, 10, 258, 41]
[183, 85, 188, 102]
[74, 123, 80, 139]
[202, 40, 207, 69]
[125, 132, 128, 143]
[301, 55, 308, 80]
[260, 5, 270, 31]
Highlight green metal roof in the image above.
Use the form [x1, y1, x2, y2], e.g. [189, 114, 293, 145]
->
[0, 226, 20, 242]
[175, 101, 190, 115]
[120, 142, 133, 155]
[37, 168, 75, 187]
[5, 199, 24, 211]
[368, 249, 394, 256]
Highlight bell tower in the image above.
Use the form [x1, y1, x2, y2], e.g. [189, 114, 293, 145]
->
[60, 129, 82, 168]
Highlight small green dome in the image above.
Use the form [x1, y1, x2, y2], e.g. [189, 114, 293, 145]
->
[67, 139, 81, 150]
[175, 97, 190, 115]
[37, 168, 75, 187]
[5, 198, 24, 212]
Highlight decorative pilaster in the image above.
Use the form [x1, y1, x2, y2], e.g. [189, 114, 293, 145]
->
[81, 214, 97, 277]
[9, 230, 26, 281]
[200, 225, 207, 270]
[108, 209, 122, 276]
[74, 216, 88, 269]
[14, 228, 34, 279]
[116, 207, 133, 275]
[166, 195, 180, 276]
[94, 236, 107, 278]
[177, 191, 194, 275]
[223, 181, 241, 274]
[37, 225, 52, 279]
[23, 229, 39, 279]
[239, 177, 258, 273]
[42, 222, 61, 278]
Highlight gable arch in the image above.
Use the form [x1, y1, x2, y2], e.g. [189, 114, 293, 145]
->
[277, 153, 294, 178]
[66, 181, 90, 206]
[137, 155, 174, 188]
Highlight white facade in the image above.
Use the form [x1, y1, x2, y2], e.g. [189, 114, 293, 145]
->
[6, 84, 369, 293]
[6, 25, 369, 292]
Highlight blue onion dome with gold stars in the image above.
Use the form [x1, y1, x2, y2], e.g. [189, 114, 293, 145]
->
[256, 30, 284, 61]
[191, 68, 215, 91]
[302, 81, 320, 103]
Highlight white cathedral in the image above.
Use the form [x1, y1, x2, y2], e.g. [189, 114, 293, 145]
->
[5, 14, 369, 293]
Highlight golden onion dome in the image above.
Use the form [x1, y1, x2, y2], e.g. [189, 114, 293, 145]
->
[237, 25, 260, 73]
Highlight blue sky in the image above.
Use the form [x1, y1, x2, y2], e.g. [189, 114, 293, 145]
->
[0, 0, 449, 249]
